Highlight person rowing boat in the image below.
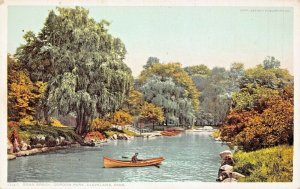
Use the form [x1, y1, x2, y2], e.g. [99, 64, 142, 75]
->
[131, 153, 139, 163]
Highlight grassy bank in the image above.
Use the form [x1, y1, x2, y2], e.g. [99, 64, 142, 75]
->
[8, 125, 83, 144]
[104, 129, 137, 138]
[233, 145, 293, 182]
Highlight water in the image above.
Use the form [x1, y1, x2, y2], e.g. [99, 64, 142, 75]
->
[8, 132, 229, 182]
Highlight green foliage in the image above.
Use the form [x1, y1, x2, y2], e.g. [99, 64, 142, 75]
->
[104, 130, 119, 138]
[122, 129, 137, 136]
[241, 59, 292, 89]
[263, 56, 280, 69]
[16, 7, 133, 134]
[234, 145, 293, 182]
[140, 76, 194, 125]
[229, 62, 245, 80]
[103, 129, 136, 137]
[143, 57, 160, 69]
[184, 64, 211, 76]
[195, 66, 240, 125]
[14, 124, 83, 144]
[139, 63, 200, 112]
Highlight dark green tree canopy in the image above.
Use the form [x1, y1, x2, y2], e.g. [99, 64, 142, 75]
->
[143, 56, 160, 69]
[16, 7, 133, 134]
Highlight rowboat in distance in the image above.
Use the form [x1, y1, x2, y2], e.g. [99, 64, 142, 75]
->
[161, 130, 181, 136]
[103, 156, 165, 168]
[161, 127, 183, 136]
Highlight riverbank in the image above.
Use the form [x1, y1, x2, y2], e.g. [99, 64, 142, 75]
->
[210, 129, 293, 182]
[8, 143, 81, 160]
[233, 145, 293, 182]
[7, 125, 219, 160]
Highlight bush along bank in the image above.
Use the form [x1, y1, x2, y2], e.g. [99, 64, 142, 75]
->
[7, 125, 85, 160]
[233, 145, 293, 182]
[216, 150, 245, 182]
[7, 125, 138, 160]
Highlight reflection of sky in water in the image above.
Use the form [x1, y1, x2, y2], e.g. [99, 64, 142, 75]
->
[8, 132, 229, 182]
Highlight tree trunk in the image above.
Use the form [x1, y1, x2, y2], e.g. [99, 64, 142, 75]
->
[152, 121, 155, 130]
[43, 106, 50, 124]
[75, 107, 90, 135]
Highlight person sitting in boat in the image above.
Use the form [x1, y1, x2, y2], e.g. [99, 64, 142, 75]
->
[131, 153, 139, 163]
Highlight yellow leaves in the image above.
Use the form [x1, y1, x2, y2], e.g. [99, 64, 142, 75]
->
[8, 56, 47, 123]
[110, 110, 133, 126]
[91, 118, 112, 131]
[19, 115, 35, 126]
[125, 89, 143, 116]
[50, 117, 67, 127]
[139, 102, 164, 123]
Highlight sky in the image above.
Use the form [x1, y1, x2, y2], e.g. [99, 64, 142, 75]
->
[8, 6, 293, 77]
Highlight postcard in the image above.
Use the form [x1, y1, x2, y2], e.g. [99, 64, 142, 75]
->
[1, 0, 299, 189]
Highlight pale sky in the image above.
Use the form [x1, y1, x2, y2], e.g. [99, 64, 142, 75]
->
[8, 6, 293, 77]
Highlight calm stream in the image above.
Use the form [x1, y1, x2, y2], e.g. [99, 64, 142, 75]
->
[8, 132, 229, 182]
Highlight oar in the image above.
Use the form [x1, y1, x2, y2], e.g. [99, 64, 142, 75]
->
[154, 164, 160, 168]
[122, 156, 129, 159]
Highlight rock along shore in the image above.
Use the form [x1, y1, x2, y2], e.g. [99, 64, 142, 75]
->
[8, 143, 81, 160]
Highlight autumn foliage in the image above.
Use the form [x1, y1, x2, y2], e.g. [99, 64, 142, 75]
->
[8, 55, 46, 123]
[84, 131, 106, 142]
[139, 102, 164, 124]
[221, 83, 293, 151]
[110, 110, 133, 126]
[90, 118, 112, 131]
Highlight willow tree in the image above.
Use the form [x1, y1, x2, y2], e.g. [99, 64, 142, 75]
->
[139, 63, 200, 112]
[15, 7, 132, 134]
[141, 75, 195, 126]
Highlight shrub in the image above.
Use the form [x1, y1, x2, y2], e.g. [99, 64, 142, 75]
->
[234, 145, 293, 182]
[51, 118, 67, 127]
[45, 135, 57, 147]
[19, 115, 36, 126]
[110, 110, 133, 126]
[123, 129, 137, 137]
[90, 118, 111, 131]
[84, 131, 105, 141]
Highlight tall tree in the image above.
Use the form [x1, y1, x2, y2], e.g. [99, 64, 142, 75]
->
[139, 62, 200, 112]
[15, 7, 133, 134]
[141, 76, 195, 125]
[143, 57, 160, 69]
